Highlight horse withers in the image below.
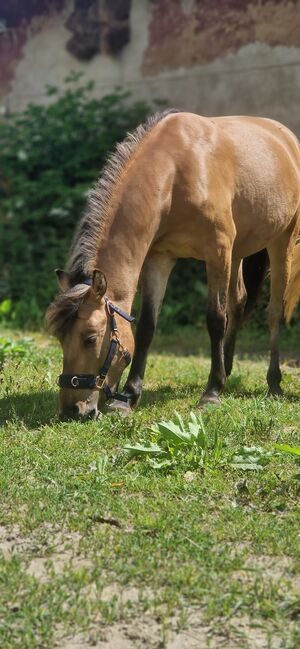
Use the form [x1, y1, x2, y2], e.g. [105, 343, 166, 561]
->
[46, 110, 300, 420]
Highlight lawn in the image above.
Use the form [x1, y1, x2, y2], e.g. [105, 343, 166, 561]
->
[0, 327, 299, 649]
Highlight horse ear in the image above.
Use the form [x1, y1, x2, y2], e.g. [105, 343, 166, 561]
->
[92, 269, 107, 299]
[55, 269, 70, 290]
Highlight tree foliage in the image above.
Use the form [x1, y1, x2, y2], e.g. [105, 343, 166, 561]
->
[0, 75, 155, 326]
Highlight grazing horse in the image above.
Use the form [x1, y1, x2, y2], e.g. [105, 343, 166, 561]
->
[47, 110, 300, 420]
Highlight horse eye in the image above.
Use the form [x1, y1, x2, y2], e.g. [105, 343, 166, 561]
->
[84, 335, 97, 347]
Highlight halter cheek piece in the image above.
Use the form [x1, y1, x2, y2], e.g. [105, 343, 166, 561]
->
[57, 281, 134, 404]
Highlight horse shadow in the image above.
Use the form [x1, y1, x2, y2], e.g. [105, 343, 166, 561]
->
[0, 389, 58, 429]
[139, 383, 200, 408]
[140, 373, 299, 408]
[1, 375, 298, 429]
[224, 372, 299, 402]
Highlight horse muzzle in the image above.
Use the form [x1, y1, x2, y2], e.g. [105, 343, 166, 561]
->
[59, 402, 99, 422]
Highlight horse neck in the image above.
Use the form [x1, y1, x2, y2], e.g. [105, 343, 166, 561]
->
[94, 200, 158, 312]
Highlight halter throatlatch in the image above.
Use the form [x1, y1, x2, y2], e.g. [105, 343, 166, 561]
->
[57, 288, 134, 404]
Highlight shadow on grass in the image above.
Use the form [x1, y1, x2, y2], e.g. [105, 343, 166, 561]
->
[0, 389, 58, 428]
[1, 378, 298, 430]
[224, 373, 299, 401]
[140, 376, 299, 408]
[139, 383, 201, 408]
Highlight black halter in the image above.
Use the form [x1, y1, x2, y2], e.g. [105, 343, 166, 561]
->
[57, 286, 134, 404]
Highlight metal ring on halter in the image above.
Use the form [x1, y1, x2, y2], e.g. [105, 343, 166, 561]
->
[70, 376, 79, 388]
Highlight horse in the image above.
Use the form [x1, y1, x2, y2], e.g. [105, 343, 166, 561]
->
[46, 110, 300, 421]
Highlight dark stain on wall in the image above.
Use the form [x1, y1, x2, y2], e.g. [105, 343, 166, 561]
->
[65, 0, 131, 60]
[0, 0, 65, 28]
[143, 0, 300, 75]
[0, 0, 131, 99]
[0, 1, 66, 98]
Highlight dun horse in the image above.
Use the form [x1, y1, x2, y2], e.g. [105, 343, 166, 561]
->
[47, 110, 300, 420]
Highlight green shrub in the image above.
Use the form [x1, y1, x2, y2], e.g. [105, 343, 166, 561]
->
[0, 74, 156, 327]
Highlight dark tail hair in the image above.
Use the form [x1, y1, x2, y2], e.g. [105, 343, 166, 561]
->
[242, 249, 269, 320]
[285, 237, 300, 322]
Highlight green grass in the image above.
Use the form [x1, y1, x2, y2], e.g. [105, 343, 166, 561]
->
[0, 327, 300, 648]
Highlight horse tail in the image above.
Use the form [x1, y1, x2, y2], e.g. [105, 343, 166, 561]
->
[284, 238, 300, 322]
[242, 249, 269, 320]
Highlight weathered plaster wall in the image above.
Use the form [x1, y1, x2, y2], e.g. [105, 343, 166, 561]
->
[143, 0, 300, 74]
[1, 0, 300, 134]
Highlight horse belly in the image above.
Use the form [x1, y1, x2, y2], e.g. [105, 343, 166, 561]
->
[232, 164, 299, 257]
[232, 185, 299, 257]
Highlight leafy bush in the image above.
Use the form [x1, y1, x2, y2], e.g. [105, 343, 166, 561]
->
[0, 74, 156, 327]
[159, 259, 208, 330]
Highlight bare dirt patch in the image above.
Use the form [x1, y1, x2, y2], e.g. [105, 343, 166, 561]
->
[0, 524, 33, 558]
[56, 606, 285, 649]
[234, 553, 298, 587]
[0, 523, 88, 580]
[56, 611, 212, 649]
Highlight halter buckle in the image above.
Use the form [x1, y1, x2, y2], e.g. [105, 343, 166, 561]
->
[70, 375, 79, 388]
[95, 375, 106, 389]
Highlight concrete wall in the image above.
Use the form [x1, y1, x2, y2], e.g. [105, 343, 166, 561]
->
[1, 0, 300, 134]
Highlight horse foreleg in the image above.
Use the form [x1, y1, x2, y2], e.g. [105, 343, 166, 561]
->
[224, 260, 247, 377]
[122, 253, 175, 408]
[199, 248, 231, 406]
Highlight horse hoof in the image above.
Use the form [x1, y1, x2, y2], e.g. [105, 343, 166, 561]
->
[105, 400, 133, 417]
[197, 393, 221, 408]
[268, 387, 283, 398]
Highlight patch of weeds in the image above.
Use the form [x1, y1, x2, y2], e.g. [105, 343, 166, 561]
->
[76, 454, 110, 485]
[230, 446, 273, 471]
[0, 337, 33, 369]
[124, 412, 279, 477]
[124, 411, 223, 470]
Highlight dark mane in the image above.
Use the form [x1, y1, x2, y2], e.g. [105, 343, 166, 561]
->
[47, 109, 179, 338]
[66, 108, 179, 281]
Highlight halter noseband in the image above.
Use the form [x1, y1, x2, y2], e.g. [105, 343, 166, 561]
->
[57, 284, 134, 404]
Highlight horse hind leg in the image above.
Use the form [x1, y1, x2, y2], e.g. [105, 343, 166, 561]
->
[224, 260, 247, 378]
[224, 249, 270, 377]
[199, 245, 232, 406]
[266, 219, 299, 396]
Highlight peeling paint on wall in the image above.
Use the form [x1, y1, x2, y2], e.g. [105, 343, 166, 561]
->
[143, 0, 300, 75]
[0, 0, 132, 98]
[1, 0, 300, 136]
[0, 1, 66, 97]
